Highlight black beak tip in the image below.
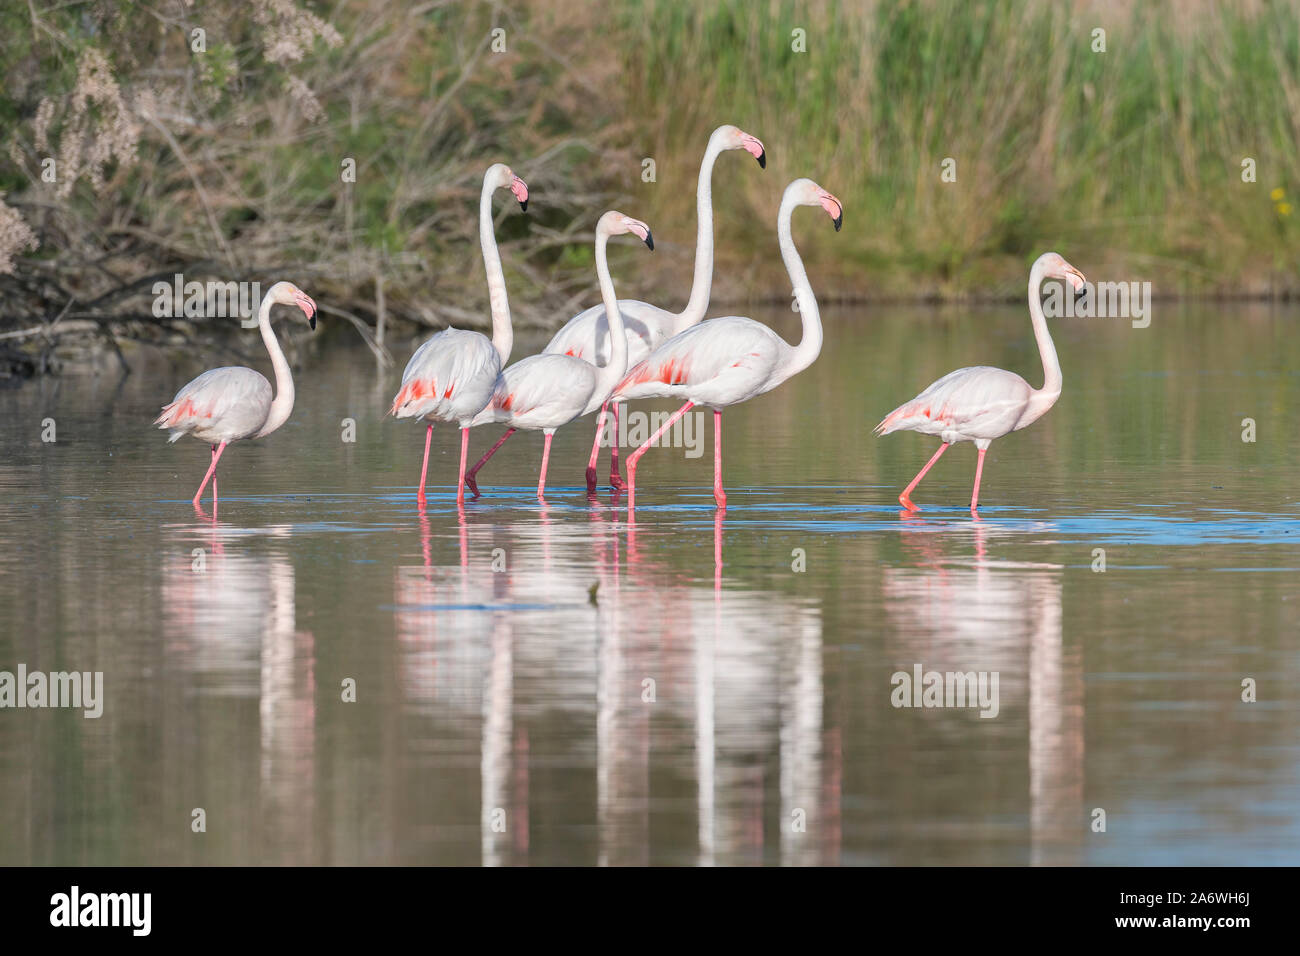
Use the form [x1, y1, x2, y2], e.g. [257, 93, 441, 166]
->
[644, 231, 654, 251]
[757, 151, 767, 169]
[833, 213, 843, 232]
[309, 314, 317, 331]
[519, 198, 528, 212]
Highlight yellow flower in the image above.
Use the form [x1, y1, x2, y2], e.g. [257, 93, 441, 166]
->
[1279, 202, 1293, 216]
[1270, 187, 1285, 201]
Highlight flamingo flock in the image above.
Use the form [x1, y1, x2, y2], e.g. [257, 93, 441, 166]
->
[157, 125, 1082, 518]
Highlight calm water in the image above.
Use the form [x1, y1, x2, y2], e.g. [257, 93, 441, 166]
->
[2, 303, 1298, 865]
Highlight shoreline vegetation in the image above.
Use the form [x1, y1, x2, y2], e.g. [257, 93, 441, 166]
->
[2, 0, 1298, 377]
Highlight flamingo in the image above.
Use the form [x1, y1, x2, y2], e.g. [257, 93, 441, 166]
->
[541, 125, 766, 494]
[874, 251, 1085, 513]
[464, 211, 654, 500]
[155, 281, 317, 506]
[612, 178, 842, 511]
[390, 163, 529, 503]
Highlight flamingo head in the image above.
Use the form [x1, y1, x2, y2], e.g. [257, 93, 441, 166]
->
[715, 124, 767, 168]
[269, 281, 318, 330]
[598, 211, 655, 251]
[488, 163, 529, 211]
[1040, 253, 1086, 293]
[788, 178, 843, 232]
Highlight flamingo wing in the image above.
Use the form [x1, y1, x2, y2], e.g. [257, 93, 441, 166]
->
[875, 366, 1033, 440]
[473, 354, 598, 429]
[543, 300, 675, 366]
[391, 328, 501, 425]
[155, 366, 272, 442]
[612, 318, 781, 406]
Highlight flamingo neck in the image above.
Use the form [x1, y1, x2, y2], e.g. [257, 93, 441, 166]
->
[254, 294, 294, 438]
[593, 231, 628, 398]
[776, 195, 822, 380]
[674, 137, 725, 333]
[1028, 261, 1063, 402]
[480, 177, 513, 364]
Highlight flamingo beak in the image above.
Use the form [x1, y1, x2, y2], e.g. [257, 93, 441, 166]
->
[296, 293, 318, 330]
[1065, 267, 1086, 294]
[741, 135, 766, 169]
[511, 175, 529, 212]
[821, 194, 843, 231]
[627, 220, 654, 250]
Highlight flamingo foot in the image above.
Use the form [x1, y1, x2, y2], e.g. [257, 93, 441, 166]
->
[899, 493, 920, 511]
[465, 473, 481, 500]
[610, 470, 626, 491]
[585, 466, 598, 495]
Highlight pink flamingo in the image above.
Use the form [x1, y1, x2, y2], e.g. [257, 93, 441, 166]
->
[612, 179, 841, 511]
[464, 212, 654, 499]
[875, 252, 1085, 513]
[155, 281, 317, 505]
[542, 125, 766, 493]
[390, 164, 529, 503]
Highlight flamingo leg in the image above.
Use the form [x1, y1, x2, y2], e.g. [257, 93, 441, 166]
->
[465, 427, 516, 500]
[210, 444, 218, 505]
[537, 432, 552, 499]
[899, 442, 949, 511]
[417, 424, 433, 502]
[713, 409, 726, 509]
[586, 403, 609, 494]
[457, 427, 470, 504]
[192, 441, 228, 505]
[609, 402, 625, 491]
[970, 446, 986, 513]
[626, 400, 695, 511]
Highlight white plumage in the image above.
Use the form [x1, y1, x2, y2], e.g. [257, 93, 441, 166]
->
[613, 317, 786, 409]
[158, 366, 273, 444]
[543, 300, 672, 368]
[874, 366, 1038, 446]
[391, 328, 502, 428]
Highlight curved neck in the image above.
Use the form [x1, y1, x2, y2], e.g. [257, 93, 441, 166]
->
[254, 294, 294, 438]
[592, 232, 628, 396]
[1028, 262, 1062, 397]
[776, 197, 822, 379]
[674, 138, 725, 331]
[480, 178, 513, 364]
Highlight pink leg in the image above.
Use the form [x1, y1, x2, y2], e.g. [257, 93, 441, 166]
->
[192, 441, 228, 504]
[970, 446, 987, 513]
[417, 424, 433, 501]
[457, 427, 470, 503]
[713, 409, 726, 509]
[586, 403, 609, 494]
[609, 402, 625, 491]
[626, 400, 695, 511]
[465, 427, 516, 499]
[899, 442, 949, 511]
[537, 432, 552, 499]
[210, 444, 218, 505]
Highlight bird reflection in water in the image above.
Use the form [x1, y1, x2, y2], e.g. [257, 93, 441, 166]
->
[391, 497, 831, 865]
[884, 518, 1083, 863]
[161, 524, 316, 863]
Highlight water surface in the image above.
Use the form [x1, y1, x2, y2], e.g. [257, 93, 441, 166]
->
[1, 303, 1297, 865]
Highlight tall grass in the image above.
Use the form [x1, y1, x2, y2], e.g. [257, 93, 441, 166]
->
[3, 0, 1299, 372]
[618, 0, 1300, 297]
